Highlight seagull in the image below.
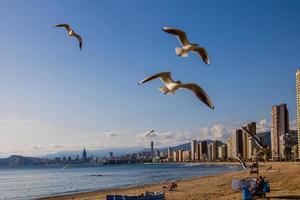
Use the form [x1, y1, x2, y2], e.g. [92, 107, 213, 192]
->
[235, 155, 247, 170]
[162, 27, 210, 65]
[146, 129, 155, 137]
[138, 71, 214, 109]
[53, 24, 83, 50]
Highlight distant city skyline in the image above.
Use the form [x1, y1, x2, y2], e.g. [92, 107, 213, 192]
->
[0, 0, 299, 157]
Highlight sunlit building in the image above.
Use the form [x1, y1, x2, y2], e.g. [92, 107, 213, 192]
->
[167, 147, 173, 162]
[296, 69, 300, 158]
[173, 150, 179, 162]
[227, 129, 243, 159]
[271, 104, 289, 160]
[150, 141, 154, 158]
[242, 122, 256, 159]
[191, 139, 197, 161]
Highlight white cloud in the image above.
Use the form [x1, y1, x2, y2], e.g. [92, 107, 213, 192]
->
[290, 119, 297, 130]
[256, 119, 271, 133]
[199, 124, 233, 141]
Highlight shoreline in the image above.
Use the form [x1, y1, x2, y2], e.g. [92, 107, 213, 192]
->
[38, 162, 300, 200]
[37, 162, 241, 200]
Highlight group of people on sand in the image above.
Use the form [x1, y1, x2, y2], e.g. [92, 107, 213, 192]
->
[250, 176, 265, 197]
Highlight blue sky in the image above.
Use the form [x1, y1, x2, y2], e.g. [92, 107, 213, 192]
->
[0, 0, 299, 157]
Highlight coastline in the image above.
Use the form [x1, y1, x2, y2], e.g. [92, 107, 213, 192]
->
[38, 162, 300, 200]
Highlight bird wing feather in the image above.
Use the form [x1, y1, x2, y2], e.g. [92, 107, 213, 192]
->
[235, 155, 247, 170]
[54, 24, 71, 32]
[73, 32, 83, 50]
[162, 27, 190, 46]
[138, 72, 174, 85]
[193, 47, 210, 65]
[179, 83, 214, 109]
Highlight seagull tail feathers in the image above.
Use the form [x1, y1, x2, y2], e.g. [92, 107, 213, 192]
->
[175, 47, 188, 57]
[158, 86, 170, 94]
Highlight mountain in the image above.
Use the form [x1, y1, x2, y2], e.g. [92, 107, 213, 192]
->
[0, 155, 45, 167]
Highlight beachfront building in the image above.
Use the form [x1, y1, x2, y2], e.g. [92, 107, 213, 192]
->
[242, 122, 257, 160]
[150, 141, 154, 158]
[199, 141, 208, 160]
[191, 139, 197, 161]
[167, 147, 173, 162]
[227, 129, 243, 159]
[296, 69, 300, 158]
[279, 130, 298, 160]
[271, 104, 289, 160]
[196, 143, 201, 161]
[173, 150, 179, 162]
[178, 150, 184, 162]
[82, 148, 87, 163]
[183, 150, 191, 162]
[218, 144, 227, 160]
[207, 143, 213, 161]
[212, 140, 222, 161]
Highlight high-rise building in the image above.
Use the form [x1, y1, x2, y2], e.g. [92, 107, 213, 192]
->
[227, 129, 243, 159]
[173, 150, 179, 162]
[150, 141, 154, 158]
[196, 143, 201, 161]
[296, 69, 300, 158]
[279, 130, 298, 160]
[242, 122, 256, 159]
[271, 104, 289, 160]
[212, 140, 222, 161]
[207, 143, 213, 161]
[178, 149, 183, 162]
[167, 147, 173, 162]
[82, 148, 87, 162]
[218, 144, 227, 160]
[183, 150, 191, 162]
[200, 140, 208, 160]
[191, 139, 197, 161]
[155, 149, 160, 157]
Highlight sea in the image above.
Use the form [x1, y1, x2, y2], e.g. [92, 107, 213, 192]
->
[0, 163, 241, 200]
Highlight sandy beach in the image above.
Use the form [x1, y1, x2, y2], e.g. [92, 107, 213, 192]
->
[39, 162, 300, 200]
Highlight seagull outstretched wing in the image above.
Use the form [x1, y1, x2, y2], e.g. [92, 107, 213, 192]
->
[73, 32, 83, 50]
[179, 83, 214, 109]
[162, 27, 190, 46]
[235, 155, 247, 170]
[138, 72, 175, 85]
[53, 24, 72, 32]
[193, 47, 210, 65]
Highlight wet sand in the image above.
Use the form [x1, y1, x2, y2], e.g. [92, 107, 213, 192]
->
[39, 162, 300, 200]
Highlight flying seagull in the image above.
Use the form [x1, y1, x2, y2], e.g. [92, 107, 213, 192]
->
[53, 24, 83, 50]
[162, 27, 210, 65]
[138, 71, 214, 109]
[145, 129, 155, 137]
[235, 155, 247, 170]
